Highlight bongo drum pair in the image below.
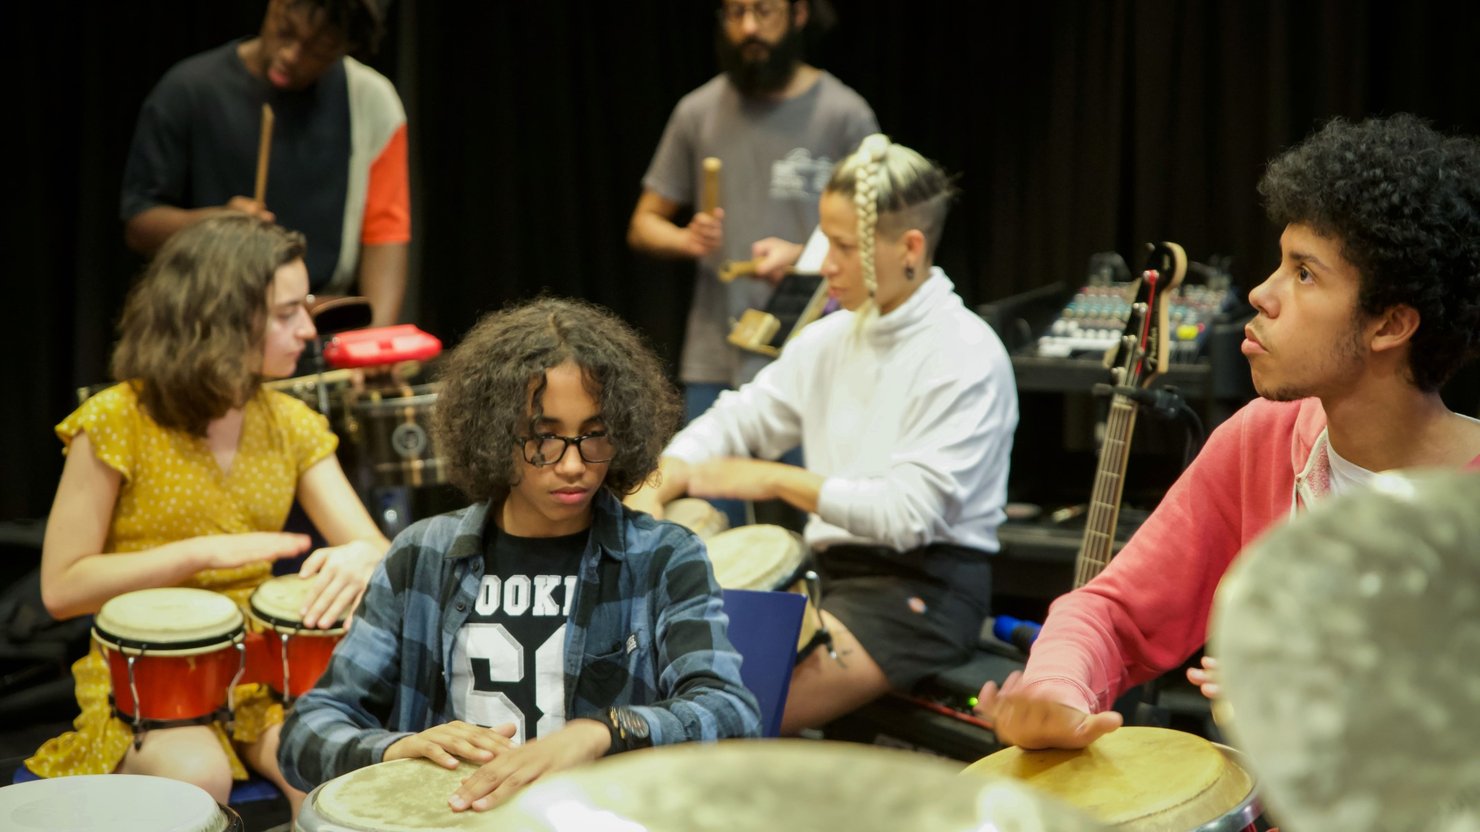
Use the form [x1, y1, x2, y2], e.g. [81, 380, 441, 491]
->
[93, 579, 346, 735]
[705, 524, 829, 659]
[965, 726, 1262, 831]
[0, 774, 244, 831]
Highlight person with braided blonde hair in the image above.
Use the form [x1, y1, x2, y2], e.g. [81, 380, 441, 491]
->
[628, 135, 1018, 732]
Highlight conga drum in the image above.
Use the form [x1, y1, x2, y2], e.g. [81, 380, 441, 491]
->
[485, 739, 1109, 831]
[663, 497, 730, 541]
[344, 384, 443, 488]
[964, 726, 1261, 831]
[247, 575, 347, 702]
[705, 525, 823, 656]
[0, 774, 244, 831]
[92, 588, 246, 731]
[296, 758, 484, 831]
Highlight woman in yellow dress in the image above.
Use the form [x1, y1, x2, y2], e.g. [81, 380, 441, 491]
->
[25, 214, 390, 818]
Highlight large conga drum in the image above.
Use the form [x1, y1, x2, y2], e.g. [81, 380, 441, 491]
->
[296, 758, 484, 831]
[344, 384, 443, 488]
[0, 773, 244, 831]
[246, 575, 347, 702]
[92, 588, 246, 730]
[663, 497, 729, 541]
[705, 525, 824, 656]
[486, 739, 1109, 831]
[964, 726, 1262, 831]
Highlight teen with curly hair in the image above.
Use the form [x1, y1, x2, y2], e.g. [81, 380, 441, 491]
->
[279, 297, 760, 812]
[26, 215, 390, 816]
[977, 113, 1480, 751]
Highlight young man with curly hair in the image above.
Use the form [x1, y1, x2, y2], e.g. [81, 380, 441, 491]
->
[977, 114, 1480, 751]
[278, 298, 761, 811]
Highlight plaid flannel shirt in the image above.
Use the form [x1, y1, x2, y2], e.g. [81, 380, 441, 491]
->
[279, 489, 760, 790]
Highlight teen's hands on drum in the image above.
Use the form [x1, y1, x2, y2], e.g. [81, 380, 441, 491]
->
[382, 720, 517, 769]
[974, 670, 1122, 751]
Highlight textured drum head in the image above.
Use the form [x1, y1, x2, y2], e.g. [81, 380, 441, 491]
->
[0, 774, 228, 832]
[486, 739, 1107, 831]
[964, 726, 1253, 830]
[663, 498, 729, 541]
[250, 575, 346, 632]
[1213, 470, 1480, 832]
[308, 759, 488, 831]
[94, 587, 243, 652]
[705, 525, 807, 590]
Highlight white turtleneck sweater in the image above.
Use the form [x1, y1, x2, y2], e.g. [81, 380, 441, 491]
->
[665, 268, 1018, 554]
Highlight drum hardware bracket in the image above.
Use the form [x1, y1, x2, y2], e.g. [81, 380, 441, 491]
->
[803, 570, 844, 667]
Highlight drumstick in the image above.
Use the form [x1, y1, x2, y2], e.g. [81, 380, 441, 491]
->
[254, 103, 275, 205]
[718, 259, 797, 283]
[701, 157, 722, 216]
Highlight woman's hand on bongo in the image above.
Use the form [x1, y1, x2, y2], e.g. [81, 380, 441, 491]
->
[295, 540, 382, 628]
[1185, 655, 1220, 699]
[383, 721, 517, 769]
[449, 719, 610, 812]
[195, 531, 312, 570]
[975, 670, 1122, 750]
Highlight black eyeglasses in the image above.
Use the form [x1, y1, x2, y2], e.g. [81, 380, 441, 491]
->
[520, 432, 616, 467]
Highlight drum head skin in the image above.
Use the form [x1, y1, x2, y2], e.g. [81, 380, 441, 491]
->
[964, 727, 1254, 831]
[0, 774, 229, 832]
[705, 525, 807, 590]
[308, 759, 486, 831]
[250, 575, 347, 632]
[94, 587, 243, 654]
[485, 740, 1107, 832]
[1213, 470, 1480, 832]
[662, 498, 729, 541]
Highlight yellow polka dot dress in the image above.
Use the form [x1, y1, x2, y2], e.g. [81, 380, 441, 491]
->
[25, 383, 338, 780]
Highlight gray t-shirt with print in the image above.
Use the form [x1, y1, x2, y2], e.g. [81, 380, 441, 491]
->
[643, 71, 877, 386]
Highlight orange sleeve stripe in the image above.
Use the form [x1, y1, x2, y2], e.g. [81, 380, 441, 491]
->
[362, 123, 411, 245]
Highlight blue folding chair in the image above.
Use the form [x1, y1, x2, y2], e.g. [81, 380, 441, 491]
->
[721, 588, 806, 738]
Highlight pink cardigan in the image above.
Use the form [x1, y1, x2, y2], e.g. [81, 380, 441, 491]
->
[1021, 397, 1478, 713]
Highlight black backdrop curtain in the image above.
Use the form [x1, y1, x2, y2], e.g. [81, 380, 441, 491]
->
[6, 0, 1480, 521]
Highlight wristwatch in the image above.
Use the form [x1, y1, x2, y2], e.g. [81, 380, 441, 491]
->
[601, 706, 652, 754]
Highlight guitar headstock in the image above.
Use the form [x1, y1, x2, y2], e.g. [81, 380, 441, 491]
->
[1104, 241, 1187, 390]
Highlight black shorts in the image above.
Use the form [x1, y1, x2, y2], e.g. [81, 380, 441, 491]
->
[816, 543, 991, 690]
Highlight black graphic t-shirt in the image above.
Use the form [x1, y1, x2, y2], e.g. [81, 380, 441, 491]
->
[448, 525, 586, 742]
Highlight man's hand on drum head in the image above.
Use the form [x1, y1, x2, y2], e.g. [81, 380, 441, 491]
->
[683, 208, 724, 259]
[383, 720, 518, 769]
[449, 719, 611, 812]
[295, 540, 382, 629]
[195, 532, 312, 571]
[975, 670, 1123, 750]
[1185, 655, 1220, 700]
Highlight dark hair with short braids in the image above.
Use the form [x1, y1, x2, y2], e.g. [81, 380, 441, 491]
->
[1259, 114, 1480, 391]
[290, 0, 385, 56]
[432, 297, 682, 504]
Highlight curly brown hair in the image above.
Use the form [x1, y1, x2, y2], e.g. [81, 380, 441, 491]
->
[1259, 114, 1480, 392]
[433, 297, 682, 504]
[111, 215, 306, 436]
